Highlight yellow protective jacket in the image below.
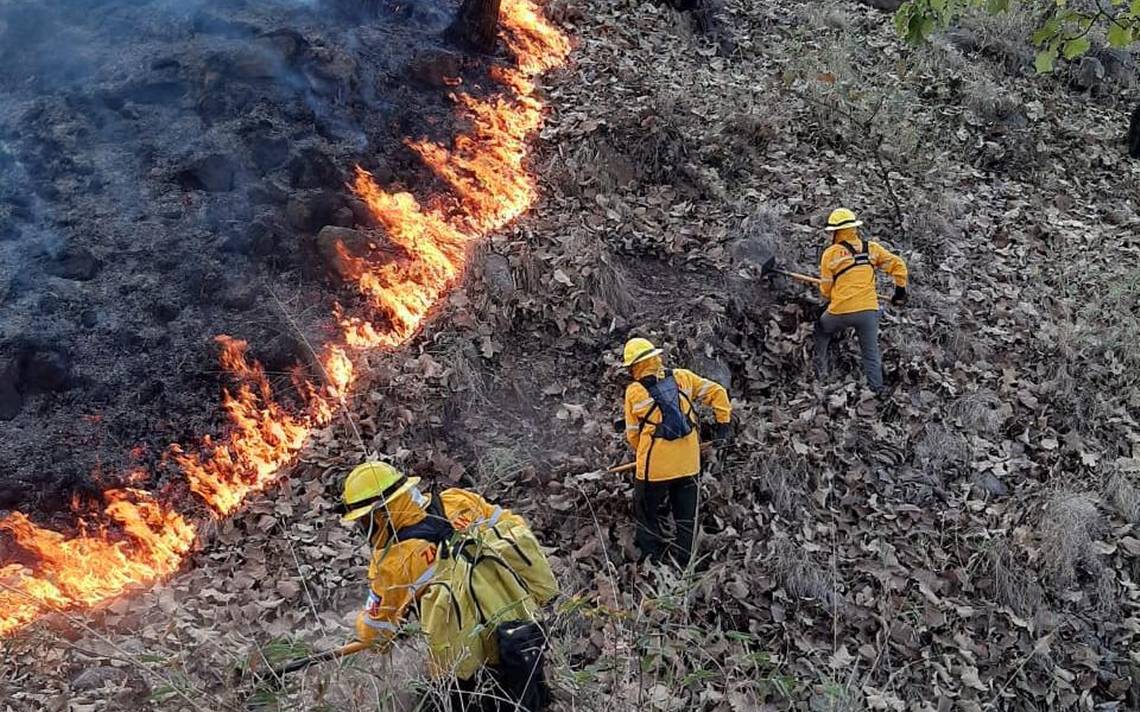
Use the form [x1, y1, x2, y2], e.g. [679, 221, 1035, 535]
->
[819, 229, 908, 315]
[354, 487, 522, 649]
[623, 356, 731, 482]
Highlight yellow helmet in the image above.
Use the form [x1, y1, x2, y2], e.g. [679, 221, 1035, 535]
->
[340, 461, 420, 523]
[622, 337, 662, 368]
[824, 208, 863, 232]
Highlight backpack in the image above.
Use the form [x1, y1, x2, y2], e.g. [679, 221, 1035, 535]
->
[416, 516, 559, 681]
[637, 369, 695, 441]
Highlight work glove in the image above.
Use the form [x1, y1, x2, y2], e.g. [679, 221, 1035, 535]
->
[712, 422, 733, 443]
[613, 418, 625, 434]
[891, 286, 908, 307]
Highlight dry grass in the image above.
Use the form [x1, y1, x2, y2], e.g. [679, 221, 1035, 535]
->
[962, 76, 1022, 124]
[773, 537, 840, 613]
[989, 539, 1043, 617]
[1104, 469, 1140, 524]
[749, 454, 808, 515]
[564, 229, 634, 319]
[912, 423, 969, 480]
[953, 389, 1006, 436]
[1039, 491, 1105, 592]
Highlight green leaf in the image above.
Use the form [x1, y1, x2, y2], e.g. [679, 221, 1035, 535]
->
[1035, 47, 1057, 73]
[1108, 23, 1133, 47]
[1133, 0, 1140, 14]
[1062, 36, 1091, 59]
[1032, 17, 1061, 46]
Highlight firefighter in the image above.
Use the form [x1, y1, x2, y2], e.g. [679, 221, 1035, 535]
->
[813, 208, 908, 393]
[621, 337, 733, 567]
[341, 461, 558, 711]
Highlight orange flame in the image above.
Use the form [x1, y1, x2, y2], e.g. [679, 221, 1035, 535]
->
[0, 0, 570, 638]
[0, 490, 195, 636]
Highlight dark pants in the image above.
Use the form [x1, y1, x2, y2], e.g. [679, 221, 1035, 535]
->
[633, 475, 698, 566]
[813, 309, 883, 392]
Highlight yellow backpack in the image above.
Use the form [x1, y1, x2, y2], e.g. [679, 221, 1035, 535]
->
[418, 518, 558, 680]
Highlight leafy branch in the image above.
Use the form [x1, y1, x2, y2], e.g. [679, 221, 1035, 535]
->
[895, 0, 1140, 72]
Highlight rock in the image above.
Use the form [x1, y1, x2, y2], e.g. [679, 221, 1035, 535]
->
[44, 247, 101, 281]
[71, 666, 128, 691]
[121, 81, 187, 106]
[408, 48, 463, 87]
[259, 29, 309, 63]
[857, 0, 903, 10]
[249, 180, 288, 205]
[207, 48, 279, 81]
[150, 300, 182, 323]
[0, 357, 22, 421]
[1093, 47, 1135, 86]
[1072, 56, 1105, 92]
[691, 354, 732, 389]
[332, 206, 355, 227]
[943, 27, 979, 53]
[287, 148, 339, 189]
[285, 197, 315, 231]
[249, 135, 290, 172]
[287, 191, 346, 232]
[972, 472, 1009, 498]
[21, 345, 71, 392]
[177, 154, 236, 192]
[482, 253, 515, 300]
[317, 226, 370, 279]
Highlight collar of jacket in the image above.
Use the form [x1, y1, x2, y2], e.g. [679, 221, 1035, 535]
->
[630, 355, 664, 381]
[830, 227, 860, 245]
[369, 490, 429, 548]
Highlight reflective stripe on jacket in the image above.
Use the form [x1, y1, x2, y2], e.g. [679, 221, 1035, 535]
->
[354, 488, 521, 648]
[818, 230, 908, 315]
[623, 357, 731, 482]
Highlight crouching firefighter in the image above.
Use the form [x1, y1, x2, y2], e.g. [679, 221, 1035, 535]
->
[340, 461, 560, 711]
[621, 337, 733, 567]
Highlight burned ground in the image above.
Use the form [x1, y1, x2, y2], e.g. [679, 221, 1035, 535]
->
[0, 0, 492, 517]
[2, 0, 1140, 710]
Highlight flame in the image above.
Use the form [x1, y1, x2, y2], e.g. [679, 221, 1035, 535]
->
[0, 490, 195, 637]
[0, 0, 570, 638]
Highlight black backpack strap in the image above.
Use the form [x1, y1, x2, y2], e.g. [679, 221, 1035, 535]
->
[634, 371, 667, 439]
[393, 490, 454, 545]
[831, 240, 873, 283]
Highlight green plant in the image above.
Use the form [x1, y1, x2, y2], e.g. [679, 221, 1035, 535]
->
[896, 0, 1140, 72]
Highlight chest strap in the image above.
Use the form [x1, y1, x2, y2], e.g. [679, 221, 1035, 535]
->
[831, 240, 873, 284]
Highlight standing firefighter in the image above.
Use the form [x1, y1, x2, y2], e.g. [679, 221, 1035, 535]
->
[341, 461, 559, 711]
[813, 208, 909, 393]
[622, 337, 733, 567]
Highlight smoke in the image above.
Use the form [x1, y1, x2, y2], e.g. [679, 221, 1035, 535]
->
[0, 0, 461, 511]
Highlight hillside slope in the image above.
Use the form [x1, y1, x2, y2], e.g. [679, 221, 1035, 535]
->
[2, 0, 1139, 710]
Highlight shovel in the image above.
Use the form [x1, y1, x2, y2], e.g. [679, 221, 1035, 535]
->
[754, 254, 897, 303]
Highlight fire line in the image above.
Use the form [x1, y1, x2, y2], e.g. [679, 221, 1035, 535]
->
[0, 0, 570, 639]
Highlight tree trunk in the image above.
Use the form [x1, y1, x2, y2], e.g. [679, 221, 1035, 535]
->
[446, 0, 502, 54]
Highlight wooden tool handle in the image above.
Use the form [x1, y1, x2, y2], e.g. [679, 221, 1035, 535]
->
[778, 270, 898, 304]
[778, 270, 822, 285]
[274, 641, 370, 677]
[605, 442, 714, 474]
